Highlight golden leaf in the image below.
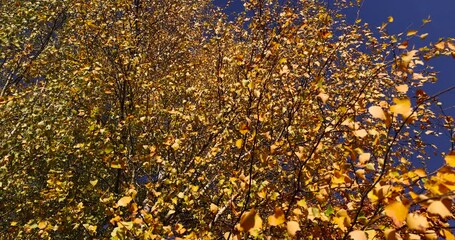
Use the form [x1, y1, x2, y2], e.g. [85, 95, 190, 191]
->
[368, 106, 386, 120]
[89, 179, 98, 186]
[445, 152, 455, 167]
[317, 93, 329, 104]
[427, 200, 453, 218]
[333, 209, 351, 231]
[401, 50, 417, 68]
[390, 97, 412, 117]
[395, 84, 408, 94]
[349, 230, 367, 240]
[235, 139, 243, 149]
[267, 207, 285, 226]
[385, 201, 408, 226]
[448, 41, 455, 51]
[210, 203, 219, 214]
[286, 221, 300, 236]
[359, 152, 371, 164]
[434, 41, 445, 50]
[238, 209, 262, 234]
[117, 196, 132, 207]
[384, 229, 402, 240]
[38, 221, 47, 229]
[388, 16, 394, 23]
[406, 30, 418, 36]
[354, 129, 368, 138]
[406, 213, 429, 232]
[442, 229, 455, 240]
[239, 122, 249, 135]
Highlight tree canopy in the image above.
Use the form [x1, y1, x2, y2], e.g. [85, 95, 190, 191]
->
[1, 0, 455, 239]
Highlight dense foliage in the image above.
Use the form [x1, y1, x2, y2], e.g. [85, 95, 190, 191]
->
[1, 0, 455, 239]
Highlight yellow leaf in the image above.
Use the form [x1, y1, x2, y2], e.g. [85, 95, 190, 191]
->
[190, 185, 199, 192]
[395, 84, 408, 94]
[355, 169, 366, 180]
[390, 97, 411, 117]
[238, 209, 262, 234]
[359, 152, 371, 164]
[406, 213, 429, 232]
[239, 122, 249, 135]
[110, 161, 122, 169]
[407, 30, 418, 36]
[317, 93, 329, 104]
[286, 221, 300, 236]
[117, 196, 132, 207]
[365, 230, 378, 240]
[445, 152, 455, 167]
[368, 106, 386, 120]
[424, 231, 438, 240]
[171, 139, 181, 150]
[235, 139, 243, 149]
[388, 16, 394, 23]
[354, 129, 368, 138]
[38, 221, 47, 229]
[333, 209, 351, 231]
[385, 201, 408, 226]
[434, 41, 445, 50]
[448, 41, 455, 51]
[401, 50, 417, 68]
[384, 229, 402, 240]
[442, 229, 455, 240]
[268, 207, 285, 226]
[224, 232, 241, 240]
[420, 33, 428, 40]
[177, 192, 184, 199]
[90, 179, 98, 186]
[349, 230, 367, 240]
[87, 224, 97, 233]
[427, 199, 453, 218]
[210, 203, 218, 214]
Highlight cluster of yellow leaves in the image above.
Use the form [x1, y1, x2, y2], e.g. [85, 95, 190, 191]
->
[1, 0, 455, 239]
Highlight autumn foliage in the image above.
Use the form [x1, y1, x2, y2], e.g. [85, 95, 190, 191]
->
[1, 0, 455, 239]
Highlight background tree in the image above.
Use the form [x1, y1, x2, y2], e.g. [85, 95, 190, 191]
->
[1, 0, 454, 239]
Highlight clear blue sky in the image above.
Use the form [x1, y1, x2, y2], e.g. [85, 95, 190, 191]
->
[359, 0, 455, 170]
[359, 0, 455, 115]
[213, 0, 455, 170]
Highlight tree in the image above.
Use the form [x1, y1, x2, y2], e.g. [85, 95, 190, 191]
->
[1, 0, 454, 239]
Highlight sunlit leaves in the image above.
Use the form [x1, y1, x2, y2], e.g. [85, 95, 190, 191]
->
[434, 41, 445, 50]
[238, 209, 262, 235]
[400, 50, 417, 69]
[349, 230, 367, 240]
[406, 213, 429, 232]
[445, 152, 455, 167]
[427, 199, 453, 218]
[117, 196, 132, 207]
[368, 106, 386, 120]
[1, 0, 454, 239]
[267, 207, 285, 226]
[333, 209, 351, 231]
[385, 201, 409, 226]
[406, 30, 418, 37]
[210, 203, 219, 214]
[390, 97, 412, 118]
[395, 84, 409, 94]
[286, 221, 300, 236]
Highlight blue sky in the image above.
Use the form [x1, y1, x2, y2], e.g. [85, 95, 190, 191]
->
[359, 0, 455, 170]
[359, 0, 455, 115]
[213, 0, 455, 169]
